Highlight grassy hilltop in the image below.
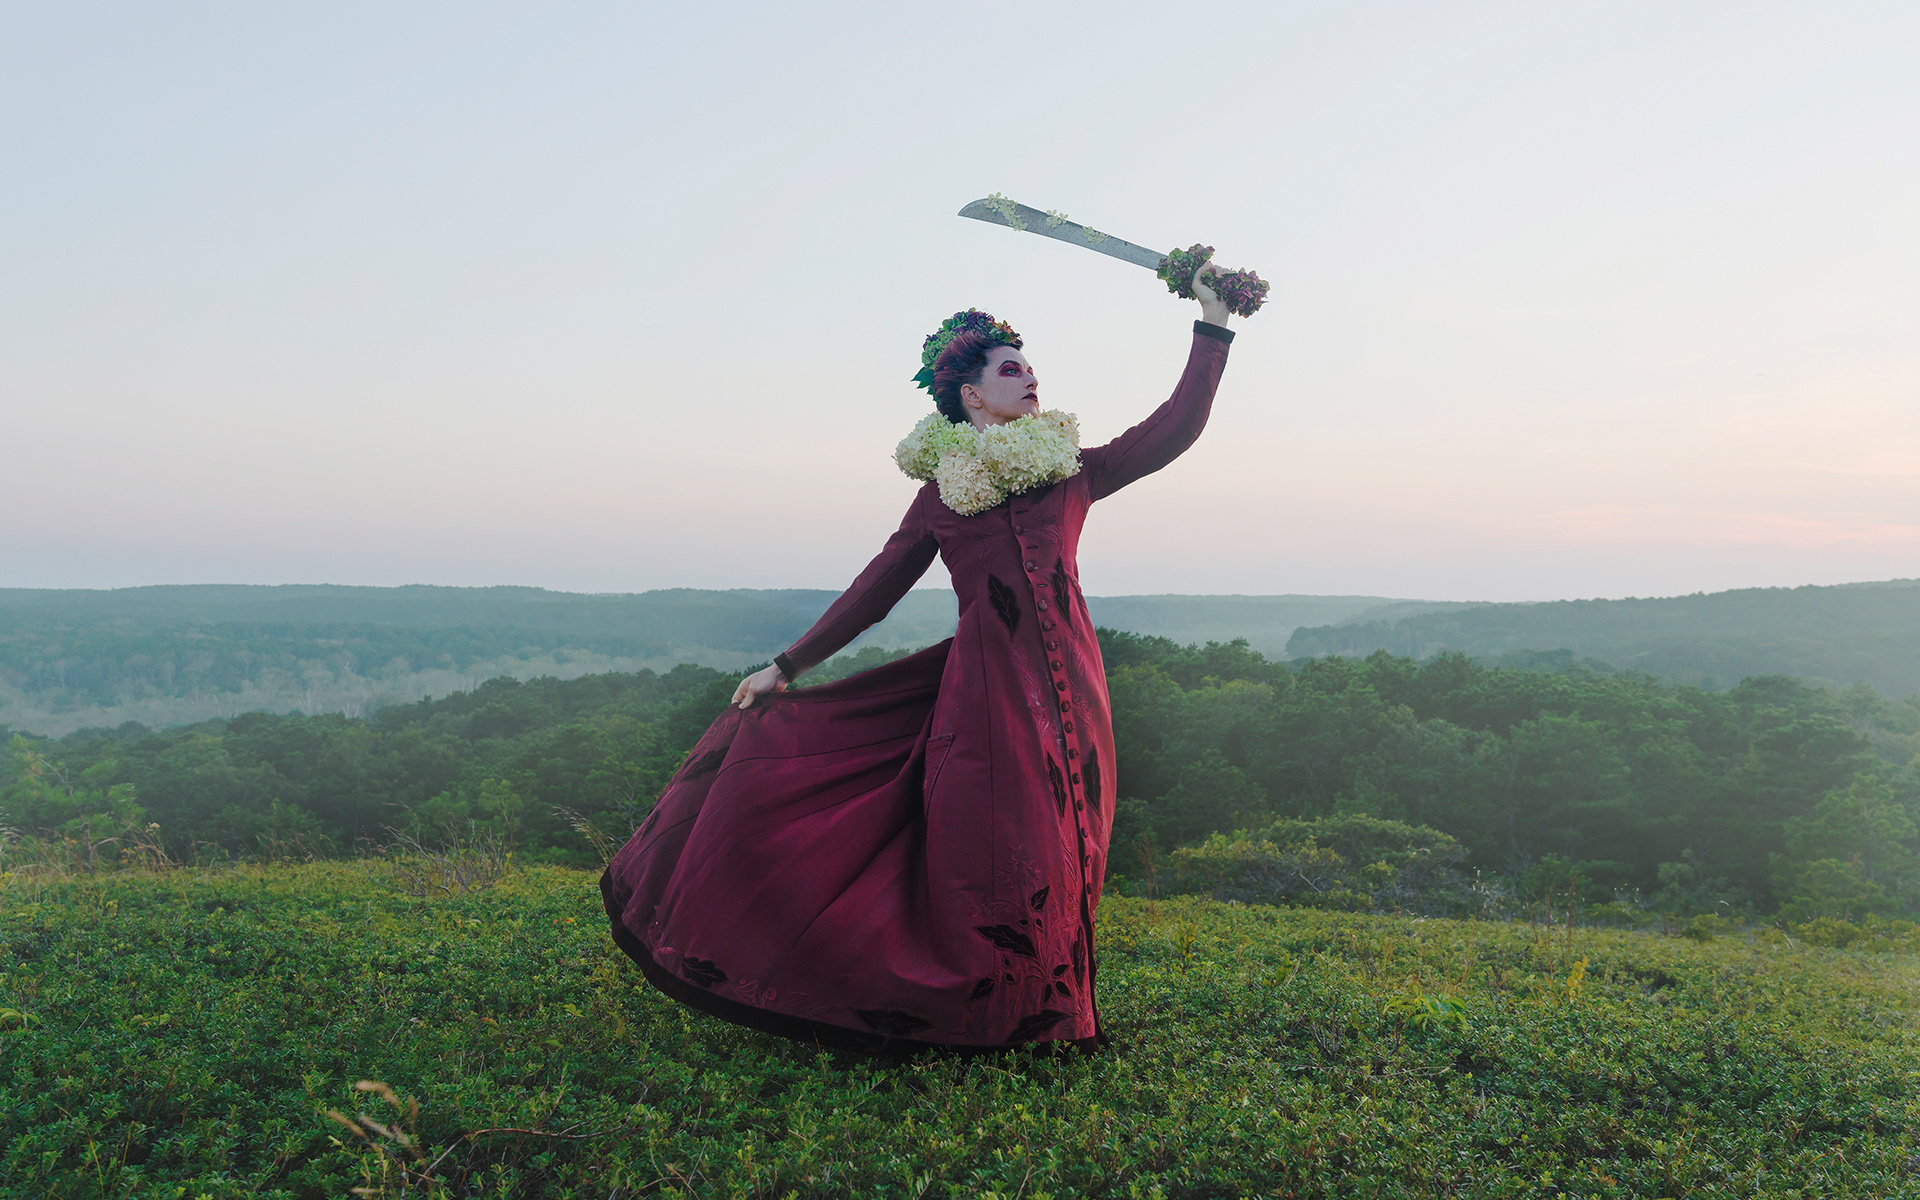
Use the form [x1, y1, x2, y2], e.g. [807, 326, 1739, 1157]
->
[3, 862, 1917, 1198]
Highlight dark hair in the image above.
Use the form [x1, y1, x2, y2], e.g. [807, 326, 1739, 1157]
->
[930, 329, 1024, 424]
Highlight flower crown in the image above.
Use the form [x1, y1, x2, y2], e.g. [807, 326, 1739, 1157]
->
[910, 309, 1022, 398]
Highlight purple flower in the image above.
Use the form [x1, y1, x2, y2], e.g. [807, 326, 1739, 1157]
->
[1157, 244, 1270, 318]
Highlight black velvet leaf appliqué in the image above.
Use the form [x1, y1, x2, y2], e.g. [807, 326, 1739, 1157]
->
[681, 956, 727, 988]
[1007, 1009, 1072, 1044]
[1050, 560, 1074, 631]
[1047, 755, 1067, 816]
[1084, 745, 1102, 806]
[987, 574, 1020, 634]
[679, 748, 726, 782]
[974, 924, 1038, 958]
[1029, 886, 1050, 911]
[968, 977, 996, 1000]
[856, 1009, 933, 1036]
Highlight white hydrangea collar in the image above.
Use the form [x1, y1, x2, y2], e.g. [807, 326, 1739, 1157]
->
[893, 410, 1082, 516]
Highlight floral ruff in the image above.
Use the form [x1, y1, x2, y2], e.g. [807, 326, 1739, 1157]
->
[894, 410, 1082, 516]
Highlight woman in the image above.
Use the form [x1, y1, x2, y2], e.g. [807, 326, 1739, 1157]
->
[602, 266, 1235, 1052]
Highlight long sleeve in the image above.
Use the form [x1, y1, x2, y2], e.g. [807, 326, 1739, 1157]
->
[1081, 321, 1233, 502]
[775, 487, 940, 679]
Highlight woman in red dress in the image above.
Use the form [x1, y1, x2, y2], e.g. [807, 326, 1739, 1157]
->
[602, 268, 1235, 1051]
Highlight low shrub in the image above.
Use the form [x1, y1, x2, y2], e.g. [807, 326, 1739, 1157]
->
[1158, 813, 1475, 914]
[1789, 913, 1920, 952]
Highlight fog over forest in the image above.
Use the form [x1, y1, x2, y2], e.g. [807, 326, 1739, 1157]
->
[2, 578, 1916, 737]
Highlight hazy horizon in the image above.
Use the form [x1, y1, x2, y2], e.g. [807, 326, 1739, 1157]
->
[3, 575, 1915, 607]
[5, 3, 1915, 602]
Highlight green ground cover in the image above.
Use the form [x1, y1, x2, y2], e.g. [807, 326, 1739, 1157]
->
[3, 863, 1917, 1198]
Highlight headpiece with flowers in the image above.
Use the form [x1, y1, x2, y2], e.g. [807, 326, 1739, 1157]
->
[910, 308, 1023, 399]
[899, 309, 1075, 515]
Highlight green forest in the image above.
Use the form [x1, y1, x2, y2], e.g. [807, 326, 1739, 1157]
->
[8, 630, 1917, 929]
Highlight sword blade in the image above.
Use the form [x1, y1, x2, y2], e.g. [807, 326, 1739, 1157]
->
[958, 197, 1165, 271]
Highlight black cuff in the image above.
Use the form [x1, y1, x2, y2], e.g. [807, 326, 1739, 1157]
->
[773, 652, 799, 682]
[1193, 320, 1235, 344]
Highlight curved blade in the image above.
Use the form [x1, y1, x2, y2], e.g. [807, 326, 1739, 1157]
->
[959, 197, 1165, 271]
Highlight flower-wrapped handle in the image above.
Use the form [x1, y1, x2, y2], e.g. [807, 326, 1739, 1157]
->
[1157, 244, 1269, 318]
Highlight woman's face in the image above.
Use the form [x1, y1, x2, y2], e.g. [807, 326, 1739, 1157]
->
[961, 347, 1038, 428]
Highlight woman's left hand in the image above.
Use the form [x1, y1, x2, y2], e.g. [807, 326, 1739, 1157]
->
[1193, 258, 1231, 327]
[732, 663, 788, 709]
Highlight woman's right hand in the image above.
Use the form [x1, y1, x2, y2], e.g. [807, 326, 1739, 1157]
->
[1193, 258, 1232, 327]
[732, 663, 788, 709]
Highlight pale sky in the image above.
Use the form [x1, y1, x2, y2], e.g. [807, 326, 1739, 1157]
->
[4, 2, 1916, 602]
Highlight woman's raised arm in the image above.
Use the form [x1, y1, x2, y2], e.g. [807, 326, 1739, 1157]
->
[1082, 262, 1236, 501]
[734, 487, 940, 707]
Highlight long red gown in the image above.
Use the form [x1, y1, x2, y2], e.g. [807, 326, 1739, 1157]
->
[602, 322, 1233, 1051]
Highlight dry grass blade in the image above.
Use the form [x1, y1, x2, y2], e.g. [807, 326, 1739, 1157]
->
[552, 805, 618, 867]
[327, 1076, 637, 1195]
[373, 822, 512, 898]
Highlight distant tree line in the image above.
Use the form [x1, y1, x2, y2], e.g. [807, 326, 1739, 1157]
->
[5, 632, 1917, 924]
[1287, 579, 1920, 696]
[0, 585, 957, 729]
[1, 620, 676, 712]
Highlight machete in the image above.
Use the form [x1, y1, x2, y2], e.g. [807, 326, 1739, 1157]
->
[957, 196, 1165, 271]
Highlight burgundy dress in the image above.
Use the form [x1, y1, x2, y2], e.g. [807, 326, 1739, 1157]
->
[602, 322, 1233, 1051]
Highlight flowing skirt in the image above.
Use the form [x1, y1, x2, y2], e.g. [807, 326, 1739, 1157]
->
[601, 640, 1100, 1052]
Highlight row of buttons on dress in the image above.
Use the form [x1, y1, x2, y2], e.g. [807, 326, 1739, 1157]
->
[1013, 517, 1083, 805]
[1017, 505, 1099, 984]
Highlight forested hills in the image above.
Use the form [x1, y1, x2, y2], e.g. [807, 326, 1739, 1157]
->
[0, 584, 956, 736]
[7, 631, 1917, 925]
[1289, 578, 1920, 696]
[8, 577, 1920, 737]
[0, 585, 1403, 735]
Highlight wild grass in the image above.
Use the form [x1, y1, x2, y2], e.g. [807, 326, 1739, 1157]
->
[370, 824, 517, 900]
[2, 862, 1917, 1198]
